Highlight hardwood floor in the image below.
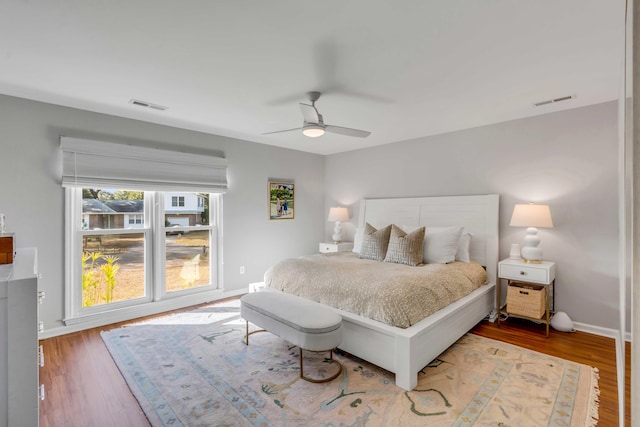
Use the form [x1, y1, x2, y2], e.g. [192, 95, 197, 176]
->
[39, 322, 150, 427]
[39, 303, 631, 427]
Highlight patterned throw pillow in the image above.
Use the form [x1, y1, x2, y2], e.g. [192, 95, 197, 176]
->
[384, 224, 425, 266]
[358, 223, 392, 261]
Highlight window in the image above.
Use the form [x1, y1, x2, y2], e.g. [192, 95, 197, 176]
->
[61, 137, 227, 324]
[128, 214, 143, 225]
[67, 188, 220, 317]
[164, 193, 212, 292]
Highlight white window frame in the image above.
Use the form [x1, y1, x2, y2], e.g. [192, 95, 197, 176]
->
[61, 137, 228, 327]
[64, 190, 223, 326]
[154, 192, 219, 300]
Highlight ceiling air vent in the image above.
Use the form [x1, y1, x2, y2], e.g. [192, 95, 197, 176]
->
[533, 94, 575, 107]
[129, 99, 167, 111]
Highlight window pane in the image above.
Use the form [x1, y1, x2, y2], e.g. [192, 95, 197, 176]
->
[165, 229, 211, 292]
[82, 233, 145, 307]
[82, 188, 144, 230]
[165, 193, 210, 227]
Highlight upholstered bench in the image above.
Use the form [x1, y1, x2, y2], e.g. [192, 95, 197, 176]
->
[240, 291, 343, 383]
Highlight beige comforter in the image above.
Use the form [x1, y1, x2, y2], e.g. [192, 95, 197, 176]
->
[264, 252, 488, 329]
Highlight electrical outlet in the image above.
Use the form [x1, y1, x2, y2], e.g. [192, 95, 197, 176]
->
[239, 266, 245, 275]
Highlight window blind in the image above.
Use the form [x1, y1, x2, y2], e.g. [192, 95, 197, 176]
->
[60, 137, 228, 193]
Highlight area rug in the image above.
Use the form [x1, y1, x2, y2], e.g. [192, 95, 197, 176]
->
[101, 300, 599, 426]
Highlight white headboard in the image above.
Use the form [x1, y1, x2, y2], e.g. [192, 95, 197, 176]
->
[357, 194, 500, 285]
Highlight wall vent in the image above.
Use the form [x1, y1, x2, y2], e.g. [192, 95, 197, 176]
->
[129, 99, 167, 111]
[533, 94, 575, 107]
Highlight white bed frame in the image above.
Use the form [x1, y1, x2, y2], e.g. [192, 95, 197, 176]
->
[326, 194, 500, 390]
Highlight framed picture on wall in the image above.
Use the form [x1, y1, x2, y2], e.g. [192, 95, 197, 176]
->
[269, 181, 294, 220]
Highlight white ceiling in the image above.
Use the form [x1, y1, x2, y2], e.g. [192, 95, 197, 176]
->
[0, 1, 625, 155]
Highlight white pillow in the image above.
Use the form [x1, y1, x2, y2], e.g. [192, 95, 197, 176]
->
[455, 232, 472, 263]
[353, 228, 363, 253]
[423, 226, 464, 264]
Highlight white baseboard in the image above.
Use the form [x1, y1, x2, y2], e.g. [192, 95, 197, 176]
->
[39, 287, 247, 339]
[572, 321, 631, 341]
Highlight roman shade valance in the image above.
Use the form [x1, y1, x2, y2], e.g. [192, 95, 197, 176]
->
[60, 137, 228, 193]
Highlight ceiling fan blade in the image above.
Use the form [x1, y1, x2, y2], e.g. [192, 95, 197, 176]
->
[299, 103, 320, 124]
[265, 93, 306, 106]
[325, 125, 371, 138]
[262, 127, 303, 136]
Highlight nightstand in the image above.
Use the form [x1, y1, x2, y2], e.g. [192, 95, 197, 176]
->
[497, 258, 556, 336]
[319, 242, 353, 254]
[249, 282, 266, 292]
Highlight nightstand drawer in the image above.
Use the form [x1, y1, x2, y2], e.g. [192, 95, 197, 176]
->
[499, 263, 551, 284]
[319, 242, 353, 253]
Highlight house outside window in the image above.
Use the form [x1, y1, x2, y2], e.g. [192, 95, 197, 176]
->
[165, 192, 207, 227]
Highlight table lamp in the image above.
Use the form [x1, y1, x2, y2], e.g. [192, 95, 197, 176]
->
[509, 203, 553, 263]
[328, 207, 349, 243]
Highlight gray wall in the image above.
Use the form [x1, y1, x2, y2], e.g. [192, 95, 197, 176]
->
[325, 101, 623, 331]
[0, 94, 325, 331]
[0, 93, 623, 333]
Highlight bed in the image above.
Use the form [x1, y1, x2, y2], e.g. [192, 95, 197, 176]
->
[262, 194, 499, 390]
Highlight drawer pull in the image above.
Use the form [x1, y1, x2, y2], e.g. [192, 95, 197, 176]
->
[39, 345, 45, 367]
[519, 271, 526, 275]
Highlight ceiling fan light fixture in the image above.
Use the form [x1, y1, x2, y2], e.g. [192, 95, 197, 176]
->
[302, 124, 325, 138]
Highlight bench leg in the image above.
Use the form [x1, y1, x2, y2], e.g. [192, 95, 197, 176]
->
[243, 320, 266, 345]
[299, 348, 342, 383]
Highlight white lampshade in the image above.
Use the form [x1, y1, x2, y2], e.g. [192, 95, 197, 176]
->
[509, 203, 553, 263]
[328, 207, 349, 222]
[509, 204, 554, 228]
[328, 207, 349, 243]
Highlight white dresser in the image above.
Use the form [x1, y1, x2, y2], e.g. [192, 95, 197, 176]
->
[0, 248, 40, 427]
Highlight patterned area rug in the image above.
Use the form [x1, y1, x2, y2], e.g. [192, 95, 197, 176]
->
[101, 300, 599, 426]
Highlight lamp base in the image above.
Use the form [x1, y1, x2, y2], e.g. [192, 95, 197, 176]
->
[521, 240, 543, 264]
[332, 221, 343, 244]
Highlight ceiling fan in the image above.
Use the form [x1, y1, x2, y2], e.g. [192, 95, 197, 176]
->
[263, 92, 371, 139]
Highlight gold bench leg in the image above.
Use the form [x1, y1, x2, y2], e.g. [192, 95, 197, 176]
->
[243, 320, 266, 345]
[243, 320, 341, 383]
[299, 348, 343, 383]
